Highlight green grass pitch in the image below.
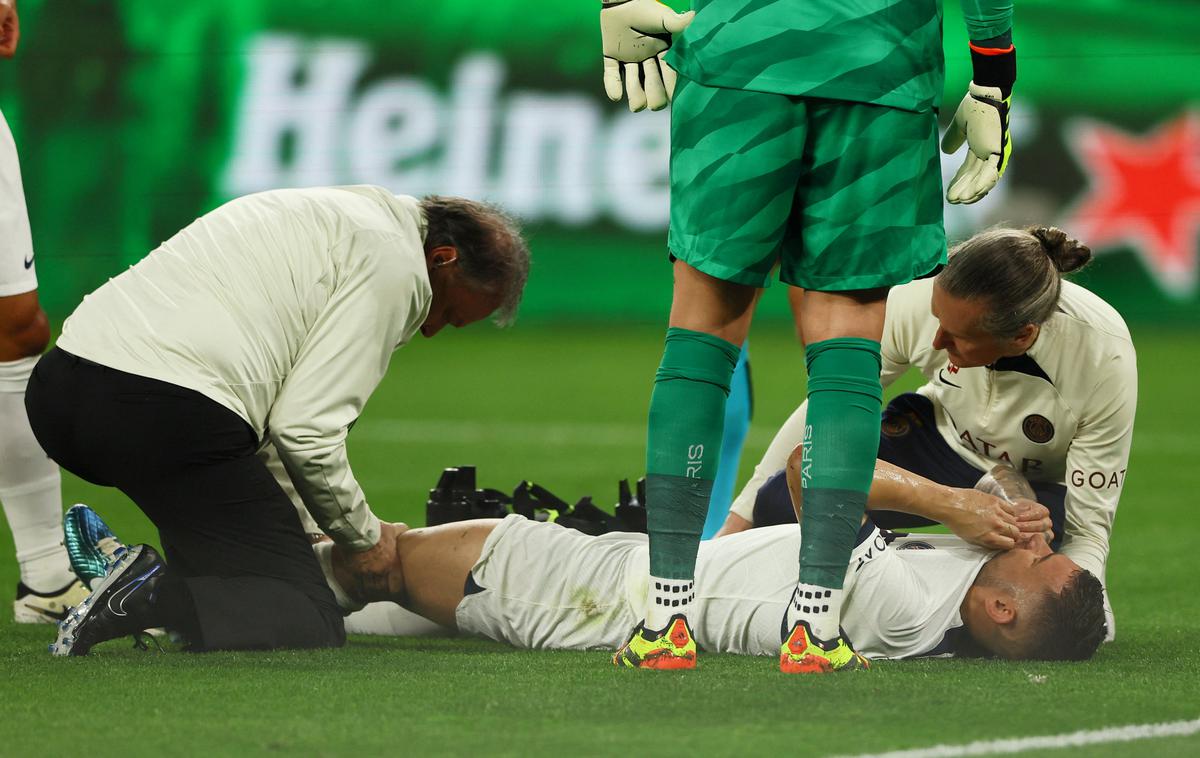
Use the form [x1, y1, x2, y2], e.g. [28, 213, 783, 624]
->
[1, 322, 1198, 756]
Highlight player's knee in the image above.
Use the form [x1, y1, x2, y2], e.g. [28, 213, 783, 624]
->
[0, 303, 50, 359]
[786, 442, 805, 473]
[22, 315, 51, 355]
[799, 290, 889, 343]
[785, 442, 806, 491]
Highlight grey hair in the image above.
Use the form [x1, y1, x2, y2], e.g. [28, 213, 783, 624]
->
[419, 196, 531, 327]
[937, 226, 1093, 338]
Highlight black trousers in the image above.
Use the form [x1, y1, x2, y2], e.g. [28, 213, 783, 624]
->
[26, 347, 345, 651]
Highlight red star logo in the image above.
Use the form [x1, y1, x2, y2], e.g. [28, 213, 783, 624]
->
[1064, 113, 1200, 298]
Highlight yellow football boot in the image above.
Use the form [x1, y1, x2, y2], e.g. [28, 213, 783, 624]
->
[613, 615, 697, 670]
[779, 620, 870, 674]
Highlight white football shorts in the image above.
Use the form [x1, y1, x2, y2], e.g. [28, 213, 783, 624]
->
[455, 514, 646, 651]
[0, 109, 36, 297]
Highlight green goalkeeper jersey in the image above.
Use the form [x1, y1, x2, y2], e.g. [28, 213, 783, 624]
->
[666, 0, 1013, 113]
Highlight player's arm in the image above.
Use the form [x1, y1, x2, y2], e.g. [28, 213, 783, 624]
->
[713, 511, 752, 537]
[943, 0, 1017, 204]
[719, 399, 809, 536]
[268, 230, 423, 552]
[0, 0, 19, 59]
[878, 282, 922, 385]
[599, 0, 695, 112]
[1059, 348, 1137, 583]
[785, 446, 1044, 550]
[1058, 347, 1135, 643]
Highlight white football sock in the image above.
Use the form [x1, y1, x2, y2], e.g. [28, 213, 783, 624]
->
[312, 540, 366, 612]
[645, 575, 694, 631]
[787, 582, 845, 641]
[0, 356, 72, 592]
[344, 603, 448, 637]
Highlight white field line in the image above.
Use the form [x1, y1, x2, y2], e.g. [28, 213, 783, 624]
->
[352, 418, 1190, 456]
[828, 717, 1200, 758]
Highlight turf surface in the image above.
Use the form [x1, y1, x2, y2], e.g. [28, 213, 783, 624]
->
[1, 322, 1198, 756]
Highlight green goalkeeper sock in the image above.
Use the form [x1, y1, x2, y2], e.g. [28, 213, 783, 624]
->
[645, 328, 740, 590]
[797, 337, 883, 593]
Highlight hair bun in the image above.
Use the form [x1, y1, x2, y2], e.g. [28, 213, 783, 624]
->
[1028, 226, 1093, 274]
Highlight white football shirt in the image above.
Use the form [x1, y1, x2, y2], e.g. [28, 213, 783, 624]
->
[690, 523, 990, 659]
[57, 186, 432, 549]
[449, 516, 991, 659]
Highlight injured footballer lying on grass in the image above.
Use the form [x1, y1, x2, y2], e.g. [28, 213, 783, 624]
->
[62, 452, 1107, 663]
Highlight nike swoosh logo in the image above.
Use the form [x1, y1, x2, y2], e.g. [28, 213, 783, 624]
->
[106, 565, 161, 617]
[23, 254, 34, 269]
[24, 603, 69, 621]
[938, 369, 962, 388]
[970, 93, 1006, 109]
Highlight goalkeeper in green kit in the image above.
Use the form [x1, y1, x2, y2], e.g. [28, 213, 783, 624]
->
[600, 0, 1018, 672]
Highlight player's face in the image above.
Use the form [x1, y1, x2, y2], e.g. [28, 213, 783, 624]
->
[0, 0, 19, 59]
[929, 283, 1010, 368]
[421, 253, 504, 338]
[421, 289, 501, 338]
[986, 534, 1079, 596]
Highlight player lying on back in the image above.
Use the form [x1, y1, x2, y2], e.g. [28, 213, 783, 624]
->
[317, 457, 1104, 662]
[62, 458, 1104, 660]
[63, 456, 1104, 660]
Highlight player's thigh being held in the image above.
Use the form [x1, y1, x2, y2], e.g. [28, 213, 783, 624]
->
[0, 290, 49, 361]
[668, 259, 760, 345]
[395, 520, 501, 629]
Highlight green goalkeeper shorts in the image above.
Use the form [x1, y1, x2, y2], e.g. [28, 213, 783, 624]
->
[668, 75, 947, 291]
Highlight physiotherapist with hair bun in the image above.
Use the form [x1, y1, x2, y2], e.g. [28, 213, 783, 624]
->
[720, 226, 1136, 640]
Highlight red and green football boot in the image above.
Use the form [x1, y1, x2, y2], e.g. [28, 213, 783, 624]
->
[779, 620, 870, 674]
[613, 614, 697, 670]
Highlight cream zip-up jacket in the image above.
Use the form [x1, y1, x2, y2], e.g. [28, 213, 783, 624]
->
[58, 186, 432, 550]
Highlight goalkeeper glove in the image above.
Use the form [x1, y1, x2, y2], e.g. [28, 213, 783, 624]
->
[600, 0, 695, 112]
[942, 43, 1017, 204]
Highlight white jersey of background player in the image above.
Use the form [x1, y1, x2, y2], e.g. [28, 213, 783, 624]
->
[0, 0, 87, 622]
[468, 518, 986, 659]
